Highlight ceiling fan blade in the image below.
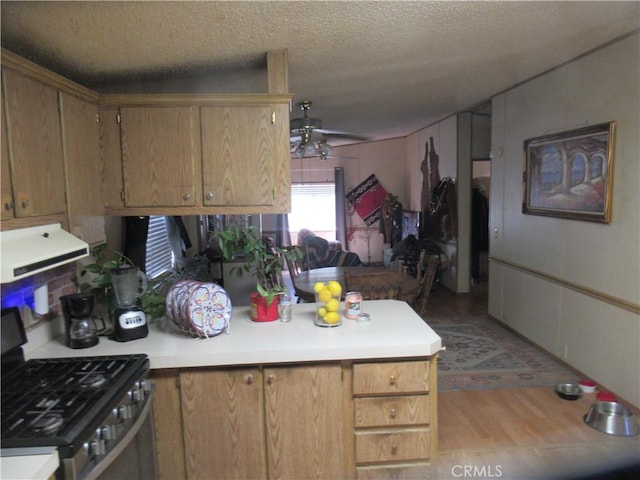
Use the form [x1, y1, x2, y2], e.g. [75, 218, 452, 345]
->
[312, 129, 369, 140]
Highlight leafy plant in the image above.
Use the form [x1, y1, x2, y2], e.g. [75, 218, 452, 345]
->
[212, 224, 303, 306]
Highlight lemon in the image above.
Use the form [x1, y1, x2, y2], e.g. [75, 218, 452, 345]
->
[325, 298, 340, 312]
[313, 282, 326, 293]
[324, 312, 340, 324]
[317, 306, 327, 318]
[327, 280, 342, 297]
[317, 288, 332, 303]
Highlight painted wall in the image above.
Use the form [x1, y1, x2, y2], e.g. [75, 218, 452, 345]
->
[488, 33, 640, 406]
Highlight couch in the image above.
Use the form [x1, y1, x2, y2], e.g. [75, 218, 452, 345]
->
[297, 229, 362, 270]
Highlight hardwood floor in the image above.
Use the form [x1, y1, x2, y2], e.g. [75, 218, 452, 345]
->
[429, 284, 640, 480]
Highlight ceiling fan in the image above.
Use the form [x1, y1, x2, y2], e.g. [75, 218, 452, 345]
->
[290, 100, 367, 159]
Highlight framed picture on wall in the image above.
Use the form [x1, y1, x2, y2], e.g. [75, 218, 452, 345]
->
[523, 121, 616, 223]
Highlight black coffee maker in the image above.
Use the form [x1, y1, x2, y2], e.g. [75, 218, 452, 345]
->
[60, 293, 106, 349]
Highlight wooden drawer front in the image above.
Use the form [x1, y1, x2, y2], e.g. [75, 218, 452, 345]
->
[356, 462, 430, 480]
[355, 428, 430, 463]
[353, 361, 429, 395]
[355, 395, 429, 427]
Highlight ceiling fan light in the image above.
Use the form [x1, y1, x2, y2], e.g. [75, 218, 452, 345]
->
[304, 142, 317, 155]
[294, 145, 305, 158]
[318, 143, 332, 157]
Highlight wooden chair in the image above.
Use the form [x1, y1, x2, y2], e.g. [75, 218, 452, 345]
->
[414, 254, 439, 316]
[399, 249, 426, 304]
[344, 270, 405, 300]
[285, 255, 315, 303]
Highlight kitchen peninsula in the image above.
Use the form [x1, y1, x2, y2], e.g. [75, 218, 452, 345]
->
[29, 300, 442, 479]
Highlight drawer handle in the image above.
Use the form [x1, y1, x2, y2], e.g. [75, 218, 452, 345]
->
[4, 201, 13, 211]
[205, 192, 214, 200]
[389, 375, 397, 386]
[21, 199, 30, 208]
[391, 444, 398, 455]
[183, 193, 191, 201]
[246, 374, 255, 385]
[267, 374, 275, 385]
[389, 408, 397, 418]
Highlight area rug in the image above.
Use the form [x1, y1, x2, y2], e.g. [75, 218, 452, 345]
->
[427, 315, 579, 391]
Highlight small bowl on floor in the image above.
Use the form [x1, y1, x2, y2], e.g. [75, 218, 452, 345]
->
[555, 383, 583, 401]
[584, 401, 639, 436]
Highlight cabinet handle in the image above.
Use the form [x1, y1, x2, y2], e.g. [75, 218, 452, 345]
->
[389, 408, 397, 419]
[391, 444, 398, 455]
[246, 374, 255, 385]
[183, 194, 191, 201]
[267, 374, 275, 385]
[21, 199, 30, 209]
[205, 192, 214, 200]
[389, 375, 397, 386]
[4, 201, 13, 211]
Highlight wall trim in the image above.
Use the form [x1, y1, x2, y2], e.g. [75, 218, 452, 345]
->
[489, 257, 640, 315]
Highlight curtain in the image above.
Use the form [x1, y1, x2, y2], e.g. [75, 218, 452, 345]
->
[275, 214, 291, 247]
[335, 167, 347, 249]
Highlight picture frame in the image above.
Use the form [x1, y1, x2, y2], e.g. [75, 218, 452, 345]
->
[523, 121, 615, 223]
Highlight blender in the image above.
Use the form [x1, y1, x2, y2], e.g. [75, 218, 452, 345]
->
[61, 293, 106, 349]
[110, 266, 149, 342]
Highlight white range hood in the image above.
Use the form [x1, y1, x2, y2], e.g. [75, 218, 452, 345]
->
[1, 223, 89, 283]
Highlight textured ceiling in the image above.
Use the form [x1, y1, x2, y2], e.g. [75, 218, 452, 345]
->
[2, 1, 639, 144]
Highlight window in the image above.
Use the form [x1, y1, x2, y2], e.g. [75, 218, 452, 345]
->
[145, 216, 176, 279]
[289, 183, 336, 243]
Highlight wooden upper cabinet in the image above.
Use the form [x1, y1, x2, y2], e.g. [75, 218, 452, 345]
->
[201, 103, 289, 209]
[2, 68, 66, 217]
[1, 88, 14, 221]
[59, 92, 105, 245]
[120, 106, 200, 207]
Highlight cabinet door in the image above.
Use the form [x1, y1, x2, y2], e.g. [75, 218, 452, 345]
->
[120, 106, 199, 207]
[2, 68, 66, 217]
[201, 105, 283, 207]
[99, 106, 124, 209]
[1, 88, 14, 220]
[264, 364, 346, 479]
[180, 368, 265, 480]
[151, 370, 187, 480]
[59, 93, 105, 245]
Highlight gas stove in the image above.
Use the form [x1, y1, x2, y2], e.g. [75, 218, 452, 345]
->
[1, 307, 156, 480]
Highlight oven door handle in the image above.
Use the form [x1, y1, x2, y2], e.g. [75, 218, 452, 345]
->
[80, 391, 155, 480]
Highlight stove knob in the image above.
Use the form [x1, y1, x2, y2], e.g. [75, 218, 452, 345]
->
[115, 404, 133, 420]
[130, 387, 143, 403]
[87, 439, 106, 456]
[99, 424, 117, 440]
[138, 378, 152, 393]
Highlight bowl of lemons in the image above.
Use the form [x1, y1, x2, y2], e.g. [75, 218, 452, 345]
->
[313, 280, 343, 328]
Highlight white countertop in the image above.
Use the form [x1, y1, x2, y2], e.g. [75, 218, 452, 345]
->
[28, 300, 442, 369]
[1, 447, 59, 480]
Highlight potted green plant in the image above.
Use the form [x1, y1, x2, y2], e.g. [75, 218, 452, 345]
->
[213, 224, 302, 321]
